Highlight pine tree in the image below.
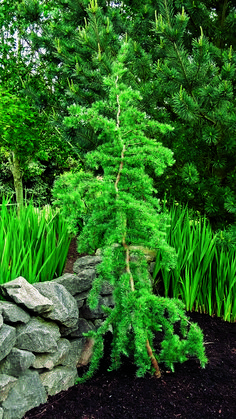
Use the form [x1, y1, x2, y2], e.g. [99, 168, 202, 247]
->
[151, 1, 236, 227]
[15, 0, 124, 153]
[121, 0, 236, 50]
[63, 42, 207, 382]
[3, 0, 236, 226]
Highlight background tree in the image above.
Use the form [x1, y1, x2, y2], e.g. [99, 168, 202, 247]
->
[14, 0, 124, 153]
[1, 0, 236, 226]
[110, 0, 236, 228]
[0, 88, 42, 211]
[150, 1, 236, 228]
[0, 0, 82, 204]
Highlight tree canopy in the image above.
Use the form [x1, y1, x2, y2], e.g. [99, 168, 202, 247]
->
[0, 0, 236, 226]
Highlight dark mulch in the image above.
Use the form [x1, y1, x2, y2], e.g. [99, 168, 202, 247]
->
[24, 239, 236, 419]
[63, 237, 81, 274]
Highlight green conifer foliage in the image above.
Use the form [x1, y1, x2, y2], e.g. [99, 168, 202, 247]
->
[64, 43, 207, 382]
[4, 0, 236, 224]
[151, 1, 236, 228]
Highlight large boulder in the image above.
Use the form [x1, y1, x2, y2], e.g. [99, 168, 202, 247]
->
[0, 348, 35, 377]
[1, 370, 47, 419]
[40, 366, 78, 396]
[15, 317, 60, 353]
[32, 339, 71, 370]
[33, 282, 79, 328]
[0, 325, 16, 362]
[0, 301, 30, 325]
[0, 277, 53, 315]
[52, 270, 96, 294]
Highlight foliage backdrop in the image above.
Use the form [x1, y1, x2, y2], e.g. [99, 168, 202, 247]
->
[0, 0, 236, 225]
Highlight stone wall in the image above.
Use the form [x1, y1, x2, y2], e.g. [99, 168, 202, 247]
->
[0, 255, 115, 419]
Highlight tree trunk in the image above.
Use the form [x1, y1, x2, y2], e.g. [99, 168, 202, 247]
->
[9, 152, 23, 215]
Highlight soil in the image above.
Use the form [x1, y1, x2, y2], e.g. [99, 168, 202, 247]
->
[63, 237, 81, 274]
[24, 238, 236, 419]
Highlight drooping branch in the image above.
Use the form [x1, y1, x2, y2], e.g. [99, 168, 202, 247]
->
[146, 339, 161, 378]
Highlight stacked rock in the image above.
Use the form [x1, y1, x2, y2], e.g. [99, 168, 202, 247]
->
[0, 256, 114, 419]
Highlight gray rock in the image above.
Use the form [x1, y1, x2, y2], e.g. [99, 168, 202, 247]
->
[40, 366, 77, 396]
[61, 338, 86, 367]
[52, 270, 96, 294]
[0, 301, 30, 324]
[0, 277, 53, 315]
[32, 339, 71, 370]
[0, 325, 16, 362]
[74, 291, 89, 310]
[15, 317, 60, 353]
[100, 281, 114, 295]
[73, 256, 101, 273]
[80, 295, 114, 319]
[0, 348, 35, 377]
[74, 291, 89, 302]
[1, 370, 47, 419]
[70, 318, 95, 338]
[0, 313, 3, 329]
[59, 321, 79, 338]
[0, 407, 3, 419]
[51, 273, 80, 296]
[63, 269, 97, 294]
[0, 374, 17, 403]
[33, 282, 79, 328]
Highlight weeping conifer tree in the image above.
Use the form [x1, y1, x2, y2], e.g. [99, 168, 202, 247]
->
[64, 42, 207, 382]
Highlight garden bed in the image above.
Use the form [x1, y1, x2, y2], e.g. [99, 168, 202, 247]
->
[24, 311, 236, 419]
[24, 240, 236, 419]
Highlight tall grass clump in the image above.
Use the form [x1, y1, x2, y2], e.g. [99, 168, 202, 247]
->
[0, 197, 71, 284]
[153, 202, 236, 322]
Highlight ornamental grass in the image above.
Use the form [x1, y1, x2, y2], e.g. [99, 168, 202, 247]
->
[153, 203, 236, 322]
[0, 197, 71, 284]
